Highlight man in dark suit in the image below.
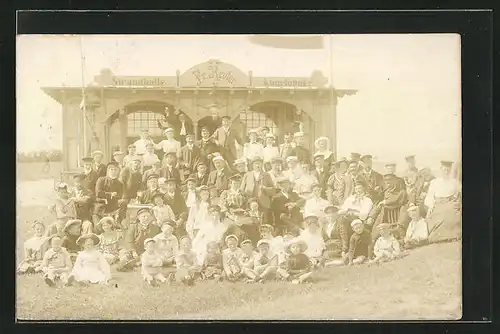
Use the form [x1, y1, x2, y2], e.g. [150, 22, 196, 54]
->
[178, 134, 200, 178]
[279, 132, 295, 162]
[92, 150, 107, 178]
[207, 155, 233, 196]
[239, 157, 275, 215]
[311, 153, 330, 199]
[157, 106, 180, 133]
[359, 154, 384, 203]
[177, 113, 193, 146]
[93, 162, 128, 228]
[138, 174, 162, 204]
[81, 156, 99, 194]
[119, 158, 143, 201]
[163, 151, 182, 186]
[189, 161, 209, 187]
[211, 115, 244, 167]
[198, 105, 222, 135]
[271, 177, 304, 236]
[162, 178, 188, 238]
[289, 132, 311, 164]
[196, 126, 220, 172]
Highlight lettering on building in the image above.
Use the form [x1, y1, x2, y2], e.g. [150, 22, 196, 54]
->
[192, 60, 236, 86]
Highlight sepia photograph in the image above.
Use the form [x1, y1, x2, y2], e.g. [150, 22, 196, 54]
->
[16, 34, 462, 320]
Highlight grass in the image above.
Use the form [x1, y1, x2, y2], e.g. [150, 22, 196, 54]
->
[15, 162, 462, 320]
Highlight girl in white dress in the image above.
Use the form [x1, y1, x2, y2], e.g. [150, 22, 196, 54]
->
[68, 233, 111, 285]
[186, 186, 211, 239]
[262, 134, 279, 170]
[192, 205, 229, 263]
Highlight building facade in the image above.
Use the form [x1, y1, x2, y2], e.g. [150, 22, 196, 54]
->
[42, 60, 357, 175]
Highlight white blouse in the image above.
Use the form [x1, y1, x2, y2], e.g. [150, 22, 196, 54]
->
[424, 177, 461, 209]
[155, 139, 181, 155]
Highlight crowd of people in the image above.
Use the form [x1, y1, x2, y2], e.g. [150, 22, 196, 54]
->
[17, 114, 462, 287]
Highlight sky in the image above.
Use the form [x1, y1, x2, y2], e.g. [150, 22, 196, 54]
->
[16, 34, 461, 170]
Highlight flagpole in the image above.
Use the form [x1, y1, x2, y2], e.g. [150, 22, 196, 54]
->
[79, 36, 89, 158]
[328, 35, 337, 156]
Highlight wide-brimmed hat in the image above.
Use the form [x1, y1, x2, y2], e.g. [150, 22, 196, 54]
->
[284, 238, 308, 254]
[62, 219, 82, 233]
[76, 233, 100, 247]
[31, 220, 45, 230]
[144, 238, 156, 247]
[91, 150, 104, 157]
[314, 136, 330, 149]
[82, 156, 94, 163]
[97, 216, 115, 229]
[233, 158, 247, 166]
[225, 234, 239, 244]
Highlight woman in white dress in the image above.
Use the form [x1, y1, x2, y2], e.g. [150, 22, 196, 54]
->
[192, 205, 229, 263]
[293, 162, 319, 200]
[68, 233, 111, 285]
[314, 137, 335, 172]
[424, 160, 461, 243]
[243, 129, 264, 162]
[186, 185, 212, 240]
[155, 127, 181, 163]
[262, 133, 279, 171]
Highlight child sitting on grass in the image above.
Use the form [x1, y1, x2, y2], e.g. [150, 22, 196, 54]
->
[276, 239, 313, 284]
[403, 204, 428, 249]
[239, 239, 259, 282]
[68, 233, 111, 286]
[61, 219, 83, 263]
[175, 236, 201, 286]
[300, 215, 326, 268]
[17, 220, 49, 275]
[222, 235, 244, 282]
[259, 224, 285, 261]
[251, 239, 278, 283]
[369, 223, 403, 264]
[200, 241, 223, 281]
[97, 217, 122, 265]
[347, 219, 370, 266]
[41, 235, 73, 287]
[153, 222, 179, 268]
[141, 238, 167, 287]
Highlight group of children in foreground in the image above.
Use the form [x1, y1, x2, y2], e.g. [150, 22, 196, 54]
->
[17, 201, 429, 288]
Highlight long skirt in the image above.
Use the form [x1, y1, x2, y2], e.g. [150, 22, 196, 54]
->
[426, 197, 461, 243]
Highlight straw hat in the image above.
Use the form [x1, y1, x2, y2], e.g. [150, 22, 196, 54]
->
[256, 239, 271, 248]
[62, 219, 82, 233]
[284, 238, 308, 254]
[76, 233, 101, 247]
[314, 136, 330, 149]
[224, 234, 239, 244]
[97, 216, 115, 229]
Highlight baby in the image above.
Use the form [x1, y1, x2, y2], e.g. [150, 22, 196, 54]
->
[68, 233, 111, 286]
[404, 204, 429, 249]
[41, 235, 73, 287]
[200, 241, 223, 281]
[153, 222, 179, 267]
[141, 238, 167, 287]
[370, 223, 402, 264]
[277, 239, 313, 284]
[17, 220, 49, 275]
[239, 239, 259, 282]
[222, 235, 244, 282]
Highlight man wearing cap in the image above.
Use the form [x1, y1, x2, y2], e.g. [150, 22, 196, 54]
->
[208, 155, 233, 196]
[211, 115, 243, 167]
[162, 178, 189, 235]
[424, 160, 461, 243]
[271, 177, 304, 236]
[70, 174, 94, 224]
[232, 158, 247, 177]
[138, 174, 161, 204]
[359, 154, 384, 203]
[94, 161, 128, 228]
[92, 150, 107, 178]
[240, 156, 275, 216]
[196, 126, 220, 169]
[162, 151, 182, 186]
[327, 160, 347, 206]
[177, 112, 193, 146]
[179, 134, 201, 178]
[268, 156, 285, 186]
[311, 154, 330, 198]
[279, 132, 295, 162]
[119, 158, 143, 201]
[289, 132, 311, 164]
[243, 129, 264, 162]
[189, 161, 209, 187]
[133, 129, 156, 156]
[112, 150, 125, 168]
[343, 160, 362, 200]
[81, 157, 99, 194]
[122, 207, 161, 259]
[142, 158, 165, 189]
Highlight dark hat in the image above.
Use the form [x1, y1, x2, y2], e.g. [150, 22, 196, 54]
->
[136, 207, 153, 217]
[62, 219, 82, 233]
[313, 153, 325, 161]
[440, 160, 453, 167]
[185, 134, 195, 139]
[354, 180, 366, 187]
[383, 173, 397, 180]
[107, 161, 119, 169]
[405, 155, 416, 161]
[82, 157, 93, 163]
[147, 174, 159, 181]
[347, 159, 358, 166]
[350, 152, 361, 159]
[361, 154, 373, 161]
[231, 208, 246, 215]
[229, 174, 242, 182]
[324, 205, 339, 214]
[184, 176, 196, 184]
[208, 205, 221, 213]
[195, 160, 207, 167]
[240, 239, 252, 247]
[73, 173, 84, 180]
[200, 126, 210, 132]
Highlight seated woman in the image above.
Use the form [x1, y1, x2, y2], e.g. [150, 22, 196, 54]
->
[68, 233, 111, 286]
[293, 162, 319, 200]
[61, 219, 83, 263]
[200, 241, 223, 281]
[219, 174, 245, 214]
[17, 220, 49, 275]
[96, 217, 122, 265]
[276, 239, 313, 284]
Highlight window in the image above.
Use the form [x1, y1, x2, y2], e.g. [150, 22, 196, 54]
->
[127, 111, 163, 137]
[238, 110, 277, 134]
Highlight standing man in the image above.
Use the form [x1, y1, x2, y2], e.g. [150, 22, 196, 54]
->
[385, 162, 406, 190]
[122, 144, 141, 168]
[177, 113, 192, 146]
[279, 132, 295, 163]
[359, 154, 384, 203]
[196, 126, 220, 169]
[212, 115, 244, 167]
[163, 151, 182, 186]
[81, 156, 99, 194]
[240, 157, 275, 218]
[92, 150, 107, 178]
[208, 155, 233, 196]
[404, 155, 418, 187]
[290, 132, 311, 164]
[93, 162, 127, 229]
[120, 158, 143, 201]
[311, 154, 329, 199]
[344, 160, 361, 200]
[178, 134, 200, 179]
[133, 129, 156, 156]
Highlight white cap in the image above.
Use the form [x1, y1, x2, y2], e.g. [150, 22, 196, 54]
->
[212, 155, 225, 163]
[293, 132, 304, 138]
[286, 156, 299, 162]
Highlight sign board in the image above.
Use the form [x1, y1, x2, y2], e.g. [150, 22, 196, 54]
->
[179, 59, 249, 87]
